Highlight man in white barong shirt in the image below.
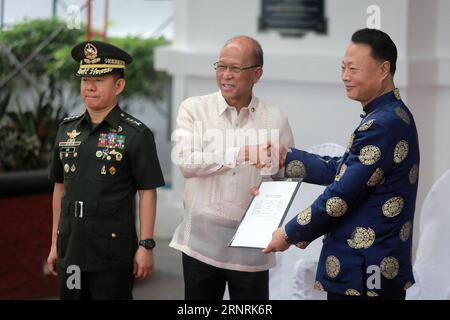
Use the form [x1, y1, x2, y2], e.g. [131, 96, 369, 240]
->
[170, 36, 294, 300]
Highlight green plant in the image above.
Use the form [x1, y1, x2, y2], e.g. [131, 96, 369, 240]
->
[0, 18, 171, 172]
[0, 88, 69, 172]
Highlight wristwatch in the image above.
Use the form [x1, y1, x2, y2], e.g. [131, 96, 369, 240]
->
[139, 238, 156, 250]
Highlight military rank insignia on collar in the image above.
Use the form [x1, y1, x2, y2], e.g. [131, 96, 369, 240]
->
[125, 117, 141, 126]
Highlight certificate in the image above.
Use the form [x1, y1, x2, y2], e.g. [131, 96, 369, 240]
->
[229, 178, 301, 249]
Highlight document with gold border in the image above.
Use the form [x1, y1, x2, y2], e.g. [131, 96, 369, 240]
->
[229, 178, 301, 249]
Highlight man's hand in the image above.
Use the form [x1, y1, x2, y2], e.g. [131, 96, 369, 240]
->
[262, 227, 291, 254]
[249, 186, 260, 196]
[133, 246, 154, 280]
[271, 144, 288, 169]
[47, 245, 58, 276]
[239, 143, 272, 166]
[241, 142, 288, 175]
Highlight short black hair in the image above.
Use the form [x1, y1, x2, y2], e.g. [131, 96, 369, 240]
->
[111, 69, 125, 79]
[351, 28, 397, 75]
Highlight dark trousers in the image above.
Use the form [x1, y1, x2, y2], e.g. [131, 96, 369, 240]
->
[58, 267, 134, 300]
[327, 291, 406, 300]
[182, 253, 269, 300]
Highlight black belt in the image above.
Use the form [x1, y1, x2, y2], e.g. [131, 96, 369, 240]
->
[61, 199, 133, 218]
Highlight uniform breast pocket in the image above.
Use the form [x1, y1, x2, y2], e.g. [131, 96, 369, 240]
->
[95, 159, 124, 181]
[60, 147, 80, 179]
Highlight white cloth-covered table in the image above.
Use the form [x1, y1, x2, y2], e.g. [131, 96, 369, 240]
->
[406, 169, 450, 300]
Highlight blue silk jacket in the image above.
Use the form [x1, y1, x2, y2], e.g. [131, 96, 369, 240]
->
[284, 89, 420, 297]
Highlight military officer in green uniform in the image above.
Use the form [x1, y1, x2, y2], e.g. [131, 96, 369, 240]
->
[46, 41, 165, 299]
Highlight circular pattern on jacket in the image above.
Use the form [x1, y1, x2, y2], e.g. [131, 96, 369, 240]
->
[297, 207, 312, 225]
[394, 140, 409, 164]
[335, 163, 347, 181]
[380, 256, 399, 279]
[383, 197, 405, 218]
[286, 160, 306, 178]
[326, 197, 348, 217]
[314, 280, 325, 291]
[403, 282, 413, 290]
[367, 291, 379, 297]
[326, 255, 340, 278]
[295, 241, 310, 249]
[382, 196, 404, 218]
[346, 133, 355, 152]
[347, 227, 375, 249]
[409, 164, 419, 184]
[345, 289, 361, 296]
[359, 145, 381, 165]
[314, 281, 324, 291]
[399, 221, 412, 242]
[367, 168, 384, 187]
[395, 107, 410, 125]
[358, 119, 375, 131]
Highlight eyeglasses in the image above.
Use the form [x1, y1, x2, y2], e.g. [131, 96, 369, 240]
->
[213, 62, 261, 74]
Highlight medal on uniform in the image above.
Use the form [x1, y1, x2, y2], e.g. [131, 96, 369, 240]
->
[70, 164, 76, 172]
[101, 165, 106, 175]
[97, 132, 126, 150]
[109, 166, 116, 175]
[97, 132, 126, 162]
[64, 164, 70, 173]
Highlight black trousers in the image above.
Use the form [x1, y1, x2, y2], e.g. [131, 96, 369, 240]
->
[182, 253, 269, 300]
[57, 266, 134, 300]
[327, 291, 406, 300]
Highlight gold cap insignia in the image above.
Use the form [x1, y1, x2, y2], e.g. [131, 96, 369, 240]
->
[84, 43, 98, 60]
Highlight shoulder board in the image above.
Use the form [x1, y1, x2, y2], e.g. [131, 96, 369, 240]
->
[120, 113, 146, 132]
[60, 114, 83, 124]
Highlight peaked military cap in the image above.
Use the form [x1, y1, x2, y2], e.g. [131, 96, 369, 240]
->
[71, 40, 133, 77]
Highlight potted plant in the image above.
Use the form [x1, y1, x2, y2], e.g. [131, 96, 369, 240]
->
[0, 18, 170, 299]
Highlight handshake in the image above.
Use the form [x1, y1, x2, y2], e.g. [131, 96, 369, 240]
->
[238, 142, 288, 174]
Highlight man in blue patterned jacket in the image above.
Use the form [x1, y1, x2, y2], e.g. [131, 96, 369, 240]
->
[263, 28, 420, 300]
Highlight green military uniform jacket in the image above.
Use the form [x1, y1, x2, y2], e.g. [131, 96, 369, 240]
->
[49, 105, 165, 272]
